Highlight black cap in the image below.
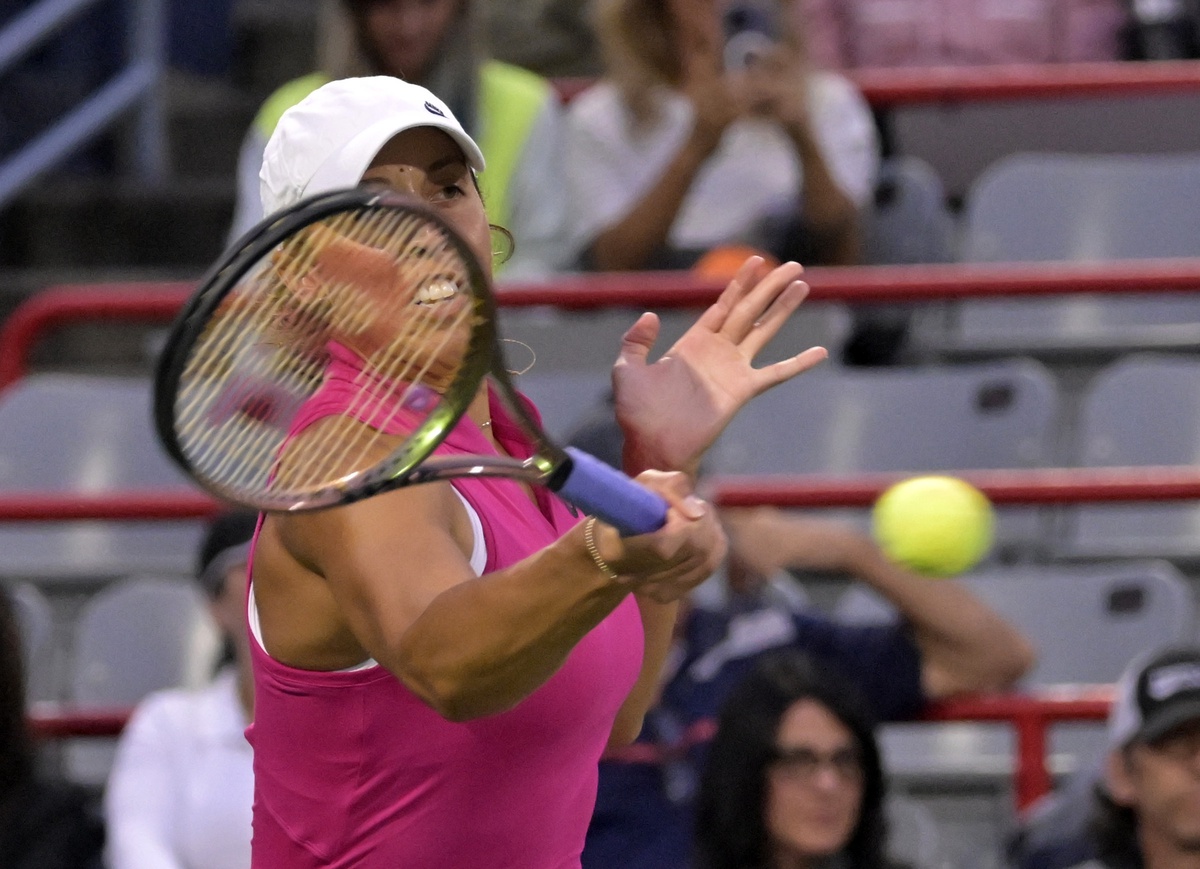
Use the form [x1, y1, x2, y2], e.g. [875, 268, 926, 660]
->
[196, 510, 259, 597]
[1109, 646, 1200, 749]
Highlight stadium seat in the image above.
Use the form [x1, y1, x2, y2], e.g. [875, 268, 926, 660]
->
[837, 560, 1195, 685]
[886, 793, 952, 869]
[707, 359, 1063, 559]
[863, 155, 957, 267]
[1059, 354, 1200, 563]
[934, 152, 1200, 359]
[0, 374, 205, 583]
[63, 574, 220, 785]
[7, 580, 57, 702]
[510, 368, 615, 443]
[499, 295, 854, 380]
[498, 306, 637, 377]
[835, 559, 1195, 785]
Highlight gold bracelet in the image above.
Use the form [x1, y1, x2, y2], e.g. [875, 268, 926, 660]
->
[583, 516, 620, 581]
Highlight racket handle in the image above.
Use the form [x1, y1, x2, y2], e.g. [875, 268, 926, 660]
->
[560, 448, 670, 536]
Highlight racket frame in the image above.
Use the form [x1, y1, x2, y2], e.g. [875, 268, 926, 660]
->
[155, 188, 498, 511]
[155, 188, 664, 534]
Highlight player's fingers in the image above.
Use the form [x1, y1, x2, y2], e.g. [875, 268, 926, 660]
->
[635, 470, 708, 520]
[614, 312, 661, 370]
[720, 261, 805, 342]
[749, 346, 830, 395]
[694, 255, 768, 333]
[609, 494, 724, 577]
[638, 548, 727, 603]
[736, 278, 811, 358]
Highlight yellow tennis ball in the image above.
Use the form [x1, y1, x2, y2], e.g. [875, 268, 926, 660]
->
[871, 475, 994, 577]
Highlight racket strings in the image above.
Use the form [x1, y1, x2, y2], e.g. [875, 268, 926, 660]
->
[283, 209, 416, 491]
[175, 213, 340, 490]
[257, 208, 417, 493]
[281, 209, 474, 492]
[177, 209, 360, 451]
[180, 273, 320, 492]
[290, 210, 470, 490]
[175, 204, 478, 500]
[184, 213, 354, 489]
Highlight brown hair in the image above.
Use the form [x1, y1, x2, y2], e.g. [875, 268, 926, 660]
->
[594, 0, 809, 125]
[594, 0, 680, 123]
[328, 0, 484, 133]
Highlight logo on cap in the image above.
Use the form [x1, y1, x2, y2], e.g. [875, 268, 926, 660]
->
[1147, 662, 1200, 701]
[424, 101, 446, 118]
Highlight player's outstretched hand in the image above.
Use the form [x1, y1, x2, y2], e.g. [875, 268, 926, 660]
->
[612, 256, 828, 476]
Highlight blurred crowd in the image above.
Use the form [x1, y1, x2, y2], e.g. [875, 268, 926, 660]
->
[2, 0, 1200, 868]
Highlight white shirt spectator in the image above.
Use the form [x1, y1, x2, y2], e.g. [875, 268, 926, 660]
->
[564, 71, 880, 256]
[104, 668, 252, 869]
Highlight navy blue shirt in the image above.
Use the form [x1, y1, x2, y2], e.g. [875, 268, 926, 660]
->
[583, 599, 925, 869]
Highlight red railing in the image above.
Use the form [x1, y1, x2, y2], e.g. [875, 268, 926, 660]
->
[850, 59, 1200, 106]
[553, 59, 1200, 108]
[27, 686, 1112, 811]
[6, 258, 1200, 388]
[926, 687, 1112, 810]
[30, 707, 129, 738]
[8, 264, 1200, 811]
[9, 471, 1166, 811]
[5, 465, 1200, 523]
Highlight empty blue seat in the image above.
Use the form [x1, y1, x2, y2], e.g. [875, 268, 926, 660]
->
[936, 152, 1200, 359]
[708, 360, 1063, 559]
[835, 560, 1195, 785]
[0, 374, 205, 583]
[64, 574, 220, 785]
[1060, 354, 1200, 562]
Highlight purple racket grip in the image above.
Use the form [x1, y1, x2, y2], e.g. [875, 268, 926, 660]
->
[559, 447, 669, 536]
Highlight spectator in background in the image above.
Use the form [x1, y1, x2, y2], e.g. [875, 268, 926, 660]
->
[695, 650, 909, 869]
[565, 0, 880, 271]
[480, 0, 604, 76]
[1019, 645, 1200, 869]
[801, 0, 1131, 69]
[567, 408, 1035, 869]
[103, 511, 258, 869]
[1126, 0, 1200, 59]
[229, 0, 573, 278]
[0, 586, 105, 868]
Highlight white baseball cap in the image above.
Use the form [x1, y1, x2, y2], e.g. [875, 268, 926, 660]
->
[260, 76, 487, 218]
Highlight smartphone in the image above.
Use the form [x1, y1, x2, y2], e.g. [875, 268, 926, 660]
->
[722, 0, 781, 70]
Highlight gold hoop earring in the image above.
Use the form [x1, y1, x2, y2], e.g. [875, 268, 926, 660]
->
[490, 225, 515, 264]
[501, 338, 536, 376]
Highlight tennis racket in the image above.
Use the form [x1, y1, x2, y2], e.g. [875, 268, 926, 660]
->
[153, 187, 667, 536]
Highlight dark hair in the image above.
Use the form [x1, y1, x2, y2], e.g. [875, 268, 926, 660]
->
[337, 0, 481, 129]
[196, 510, 259, 598]
[0, 587, 34, 797]
[694, 650, 891, 869]
[1088, 776, 1143, 869]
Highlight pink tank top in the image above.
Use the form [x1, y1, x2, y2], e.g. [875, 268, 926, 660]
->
[247, 347, 644, 867]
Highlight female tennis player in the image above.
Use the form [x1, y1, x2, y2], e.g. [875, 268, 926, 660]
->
[245, 76, 827, 868]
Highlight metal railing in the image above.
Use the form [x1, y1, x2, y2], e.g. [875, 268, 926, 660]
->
[0, 0, 165, 210]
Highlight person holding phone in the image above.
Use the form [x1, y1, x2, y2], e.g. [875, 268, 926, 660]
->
[564, 0, 880, 271]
